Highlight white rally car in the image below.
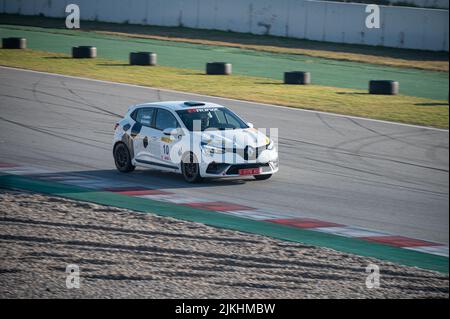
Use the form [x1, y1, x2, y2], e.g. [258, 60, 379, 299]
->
[113, 101, 278, 183]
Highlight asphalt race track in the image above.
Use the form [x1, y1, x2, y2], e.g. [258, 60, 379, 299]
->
[0, 66, 448, 245]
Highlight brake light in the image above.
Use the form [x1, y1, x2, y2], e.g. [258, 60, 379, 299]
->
[114, 123, 119, 130]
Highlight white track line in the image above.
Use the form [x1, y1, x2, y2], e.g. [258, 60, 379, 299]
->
[314, 226, 391, 238]
[1, 66, 447, 132]
[222, 210, 284, 220]
[406, 246, 449, 258]
[2, 162, 449, 256]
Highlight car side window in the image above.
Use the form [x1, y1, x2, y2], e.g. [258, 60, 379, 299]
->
[130, 109, 138, 121]
[224, 112, 241, 128]
[155, 109, 179, 130]
[214, 110, 227, 124]
[136, 108, 154, 127]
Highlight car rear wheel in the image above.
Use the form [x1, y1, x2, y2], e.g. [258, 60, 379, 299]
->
[114, 143, 135, 173]
[254, 174, 272, 180]
[181, 153, 203, 183]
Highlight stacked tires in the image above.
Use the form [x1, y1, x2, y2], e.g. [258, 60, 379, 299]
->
[72, 46, 97, 58]
[2, 37, 26, 49]
[206, 62, 232, 75]
[284, 71, 311, 85]
[369, 80, 399, 95]
[129, 52, 157, 66]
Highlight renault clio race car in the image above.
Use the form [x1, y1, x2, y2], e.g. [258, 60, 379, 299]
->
[113, 101, 279, 183]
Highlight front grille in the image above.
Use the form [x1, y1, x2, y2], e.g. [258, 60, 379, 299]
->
[222, 145, 267, 160]
[226, 163, 271, 175]
[206, 162, 230, 174]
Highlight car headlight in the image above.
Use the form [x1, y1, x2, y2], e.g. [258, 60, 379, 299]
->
[201, 143, 225, 155]
[267, 139, 275, 150]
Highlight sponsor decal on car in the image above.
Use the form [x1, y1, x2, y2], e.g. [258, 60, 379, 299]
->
[187, 108, 219, 113]
[161, 136, 173, 143]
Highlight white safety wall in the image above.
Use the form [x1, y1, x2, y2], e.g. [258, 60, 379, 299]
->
[390, 0, 448, 9]
[0, 0, 448, 51]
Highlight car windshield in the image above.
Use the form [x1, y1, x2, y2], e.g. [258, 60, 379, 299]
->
[176, 107, 248, 131]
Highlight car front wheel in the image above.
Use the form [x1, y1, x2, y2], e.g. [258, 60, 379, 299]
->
[181, 153, 203, 183]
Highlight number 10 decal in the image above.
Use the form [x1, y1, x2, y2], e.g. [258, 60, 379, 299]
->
[163, 144, 170, 155]
[162, 144, 171, 161]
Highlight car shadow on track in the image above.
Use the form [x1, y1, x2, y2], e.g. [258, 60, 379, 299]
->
[49, 168, 261, 190]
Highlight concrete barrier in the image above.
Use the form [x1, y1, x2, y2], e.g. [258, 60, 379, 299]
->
[1, 0, 448, 51]
[390, 0, 448, 9]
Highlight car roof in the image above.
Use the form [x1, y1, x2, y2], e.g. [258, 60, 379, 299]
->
[129, 101, 225, 112]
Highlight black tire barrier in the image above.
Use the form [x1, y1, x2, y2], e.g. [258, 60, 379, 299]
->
[72, 46, 97, 58]
[129, 52, 157, 66]
[2, 37, 26, 49]
[206, 62, 232, 75]
[369, 80, 399, 95]
[284, 71, 311, 85]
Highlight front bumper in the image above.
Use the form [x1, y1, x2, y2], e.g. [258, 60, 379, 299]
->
[198, 149, 279, 177]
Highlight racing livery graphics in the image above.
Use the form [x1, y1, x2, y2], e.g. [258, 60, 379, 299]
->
[113, 101, 279, 182]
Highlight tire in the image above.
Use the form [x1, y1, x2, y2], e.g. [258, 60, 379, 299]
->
[181, 153, 203, 183]
[72, 46, 97, 58]
[2, 37, 26, 49]
[284, 71, 311, 85]
[206, 62, 232, 75]
[369, 80, 399, 95]
[254, 174, 272, 180]
[113, 143, 135, 173]
[129, 52, 157, 66]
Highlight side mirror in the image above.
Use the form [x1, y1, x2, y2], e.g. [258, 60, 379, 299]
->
[163, 128, 178, 136]
[163, 128, 185, 137]
[247, 122, 254, 128]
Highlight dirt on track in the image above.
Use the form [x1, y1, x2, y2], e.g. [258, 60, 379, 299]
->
[0, 190, 448, 299]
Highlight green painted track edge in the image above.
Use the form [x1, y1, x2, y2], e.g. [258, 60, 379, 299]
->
[1, 24, 448, 100]
[0, 173, 447, 273]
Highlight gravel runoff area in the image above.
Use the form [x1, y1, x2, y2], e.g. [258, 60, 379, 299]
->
[0, 190, 448, 299]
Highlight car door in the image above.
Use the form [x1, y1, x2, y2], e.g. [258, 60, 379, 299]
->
[152, 108, 182, 170]
[132, 107, 155, 163]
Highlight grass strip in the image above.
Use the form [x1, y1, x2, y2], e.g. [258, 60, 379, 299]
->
[0, 49, 448, 128]
[1, 13, 448, 72]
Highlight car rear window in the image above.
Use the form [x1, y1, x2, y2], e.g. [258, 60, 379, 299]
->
[135, 108, 154, 127]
